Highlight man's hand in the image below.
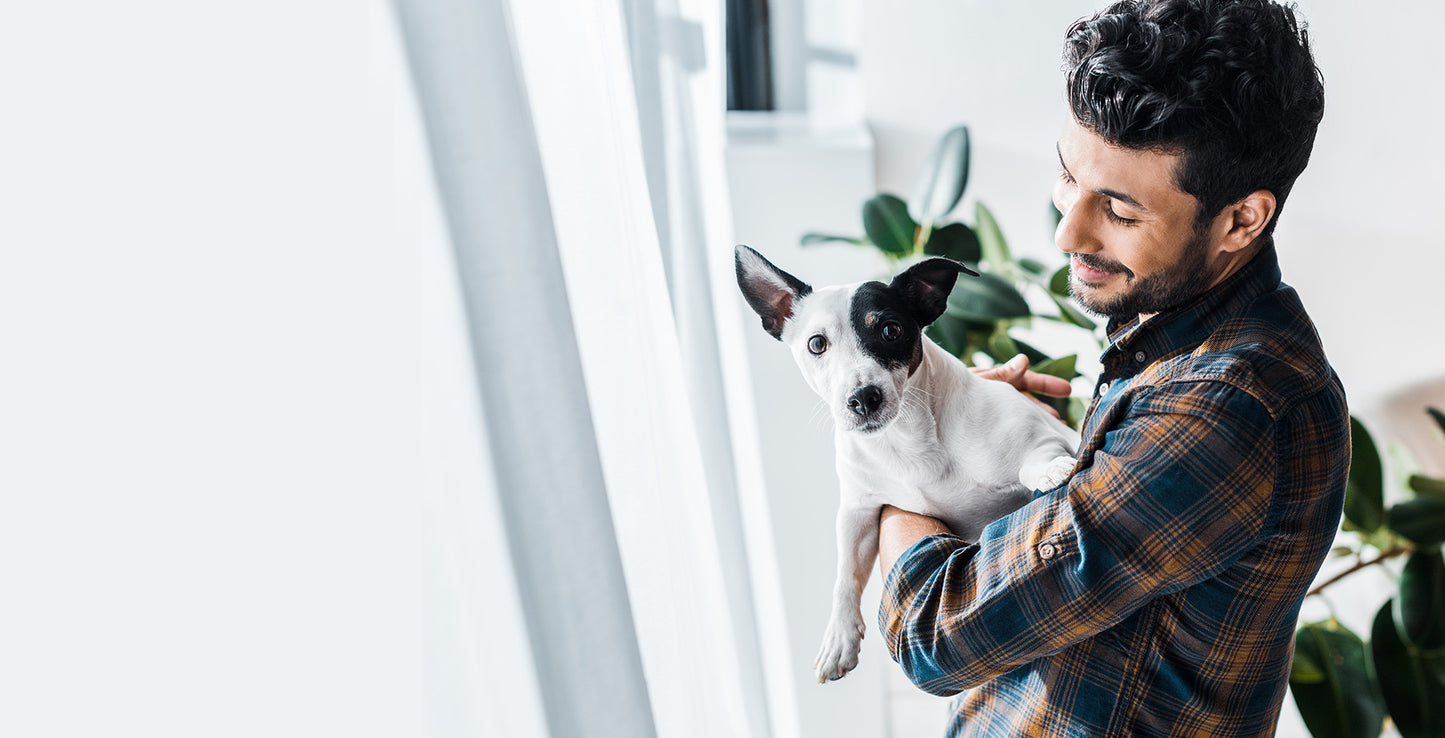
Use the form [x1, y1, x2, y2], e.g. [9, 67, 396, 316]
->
[878, 505, 954, 580]
[972, 353, 1072, 419]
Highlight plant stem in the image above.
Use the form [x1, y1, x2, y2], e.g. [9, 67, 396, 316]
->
[914, 223, 932, 255]
[1306, 545, 1411, 598]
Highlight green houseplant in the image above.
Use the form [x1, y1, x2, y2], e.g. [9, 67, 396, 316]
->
[1289, 407, 1445, 738]
[800, 125, 1101, 425]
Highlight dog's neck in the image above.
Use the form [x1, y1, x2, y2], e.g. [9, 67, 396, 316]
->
[908, 337, 973, 411]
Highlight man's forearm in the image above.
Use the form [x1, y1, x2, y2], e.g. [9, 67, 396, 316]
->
[878, 504, 954, 579]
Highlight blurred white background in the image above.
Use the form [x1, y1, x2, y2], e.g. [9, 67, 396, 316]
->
[1, 1, 1439, 737]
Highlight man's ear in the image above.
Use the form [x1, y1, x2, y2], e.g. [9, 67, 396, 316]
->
[735, 245, 813, 340]
[1220, 189, 1277, 252]
[889, 258, 979, 326]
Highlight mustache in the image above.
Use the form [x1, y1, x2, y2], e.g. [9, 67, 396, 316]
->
[1072, 252, 1134, 279]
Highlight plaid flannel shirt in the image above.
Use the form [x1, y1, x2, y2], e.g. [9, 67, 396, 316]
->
[880, 245, 1349, 737]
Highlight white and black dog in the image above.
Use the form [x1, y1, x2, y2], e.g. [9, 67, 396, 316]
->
[735, 245, 1078, 683]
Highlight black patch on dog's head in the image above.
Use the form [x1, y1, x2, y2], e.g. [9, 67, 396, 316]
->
[850, 282, 926, 374]
[850, 259, 978, 374]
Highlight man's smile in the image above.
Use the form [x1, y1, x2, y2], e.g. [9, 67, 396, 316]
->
[1070, 253, 1131, 285]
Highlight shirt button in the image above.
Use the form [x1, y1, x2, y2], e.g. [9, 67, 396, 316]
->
[1038, 542, 1057, 560]
[1098, 382, 1110, 396]
[1134, 350, 1146, 362]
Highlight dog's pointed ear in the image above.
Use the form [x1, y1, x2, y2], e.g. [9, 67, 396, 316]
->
[890, 258, 979, 326]
[735, 245, 812, 340]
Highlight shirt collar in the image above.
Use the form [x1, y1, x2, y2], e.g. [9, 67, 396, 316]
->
[1100, 244, 1282, 372]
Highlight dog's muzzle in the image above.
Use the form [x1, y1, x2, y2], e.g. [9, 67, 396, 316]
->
[846, 385, 884, 419]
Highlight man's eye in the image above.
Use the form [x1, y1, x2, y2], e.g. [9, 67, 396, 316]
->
[881, 322, 902, 341]
[808, 335, 828, 354]
[1105, 205, 1138, 226]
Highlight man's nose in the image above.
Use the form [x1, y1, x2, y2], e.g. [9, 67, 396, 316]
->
[1054, 199, 1097, 256]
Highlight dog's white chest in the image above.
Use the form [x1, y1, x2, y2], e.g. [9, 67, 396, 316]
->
[841, 432, 979, 518]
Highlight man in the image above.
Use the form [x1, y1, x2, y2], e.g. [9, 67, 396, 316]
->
[877, 1, 1348, 736]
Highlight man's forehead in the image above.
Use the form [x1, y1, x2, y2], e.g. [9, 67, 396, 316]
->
[1057, 117, 1191, 210]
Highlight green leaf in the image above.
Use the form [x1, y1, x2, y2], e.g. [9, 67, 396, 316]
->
[974, 201, 1014, 277]
[862, 194, 917, 256]
[922, 222, 982, 263]
[1289, 620, 1386, 738]
[1373, 600, 1445, 738]
[1048, 265, 1070, 296]
[986, 330, 1020, 365]
[1292, 650, 1327, 683]
[800, 232, 867, 247]
[1067, 396, 1086, 429]
[926, 315, 970, 358]
[1032, 355, 1080, 382]
[1047, 293, 1098, 331]
[1009, 337, 1050, 365]
[944, 271, 1031, 322]
[1410, 475, 1445, 501]
[1361, 524, 1401, 554]
[908, 126, 970, 227]
[1345, 417, 1385, 534]
[1018, 257, 1048, 276]
[1397, 549, 1445, 651]
[1389, 497, 1445, 546]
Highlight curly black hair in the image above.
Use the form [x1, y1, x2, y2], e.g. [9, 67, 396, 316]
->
[1063, 0, 1325, 239]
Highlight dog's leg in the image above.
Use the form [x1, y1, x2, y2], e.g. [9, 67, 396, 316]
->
[1019, 440, 1078, 492]
[814, 502, 881, 683]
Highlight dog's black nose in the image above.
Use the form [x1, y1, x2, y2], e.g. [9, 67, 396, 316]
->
[847, 386, 884, 417]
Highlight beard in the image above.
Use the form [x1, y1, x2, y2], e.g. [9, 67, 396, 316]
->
[1068, 226, 1214, 319]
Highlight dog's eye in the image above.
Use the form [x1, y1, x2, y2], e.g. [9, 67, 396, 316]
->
[881, 322, 902, 341]
[808, 335, 828, 354]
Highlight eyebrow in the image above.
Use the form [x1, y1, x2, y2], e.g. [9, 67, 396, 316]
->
[1057, 142, 1150, 213]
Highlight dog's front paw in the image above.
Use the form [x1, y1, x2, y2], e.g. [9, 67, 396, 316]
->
[813, 613, 865, 683]
[1032, 455, 1077, 490]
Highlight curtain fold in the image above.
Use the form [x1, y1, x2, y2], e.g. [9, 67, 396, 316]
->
[395, 1, 656, 736]
[620, 0, 794, 736]
[400, 0, 790, 736]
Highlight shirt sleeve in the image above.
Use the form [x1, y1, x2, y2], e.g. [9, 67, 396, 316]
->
[879, 380, 1276, 696]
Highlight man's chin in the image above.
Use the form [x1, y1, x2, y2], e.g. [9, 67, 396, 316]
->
[1068, 279, 1117, 318]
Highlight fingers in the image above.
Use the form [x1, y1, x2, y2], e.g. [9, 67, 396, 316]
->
[1022, 371, 1073, 399]
[971, 354, 1027, 383]
[973, 354, 1073, 398]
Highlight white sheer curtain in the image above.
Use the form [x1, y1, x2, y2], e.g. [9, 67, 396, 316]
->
[394, 1, 795, 737]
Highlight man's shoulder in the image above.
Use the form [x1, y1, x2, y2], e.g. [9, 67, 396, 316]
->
[1160, 283, 1341, 421]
